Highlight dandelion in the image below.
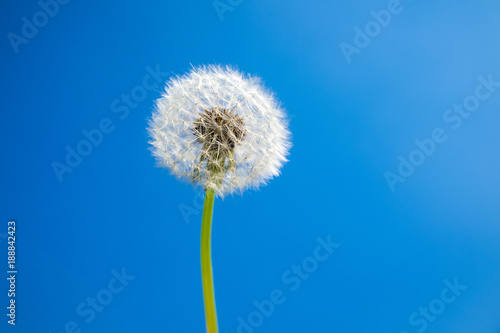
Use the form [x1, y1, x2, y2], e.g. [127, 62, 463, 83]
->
[148, 65, 291, 332]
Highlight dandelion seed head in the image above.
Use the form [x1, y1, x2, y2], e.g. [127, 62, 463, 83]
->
[148, 65, 291, 197]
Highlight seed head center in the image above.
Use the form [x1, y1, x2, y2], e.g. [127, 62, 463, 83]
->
[193, 107, 245, 155]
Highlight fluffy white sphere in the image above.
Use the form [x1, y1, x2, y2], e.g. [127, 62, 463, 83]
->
[148, 65, 291, 197]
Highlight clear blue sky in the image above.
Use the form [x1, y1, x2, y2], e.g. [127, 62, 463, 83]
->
[2, 0, 500, 332]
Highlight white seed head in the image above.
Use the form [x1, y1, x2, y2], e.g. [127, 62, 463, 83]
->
[148, 65, 291, 197]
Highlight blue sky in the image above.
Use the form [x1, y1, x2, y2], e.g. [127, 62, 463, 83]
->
[2, 0, 500, 332]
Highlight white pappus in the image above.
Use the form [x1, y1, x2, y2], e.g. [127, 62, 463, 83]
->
[148, 65, 291, 197]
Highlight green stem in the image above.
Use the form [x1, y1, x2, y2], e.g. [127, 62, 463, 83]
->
[201, 188, 218, 332]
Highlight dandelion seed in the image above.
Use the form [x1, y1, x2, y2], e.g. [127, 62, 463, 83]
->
[148, 65, 291, 197]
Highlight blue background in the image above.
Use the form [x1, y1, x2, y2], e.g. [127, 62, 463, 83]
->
[2, 0, 500, 332]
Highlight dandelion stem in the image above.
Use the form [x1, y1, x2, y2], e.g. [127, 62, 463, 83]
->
[201, 188, 218, 332]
